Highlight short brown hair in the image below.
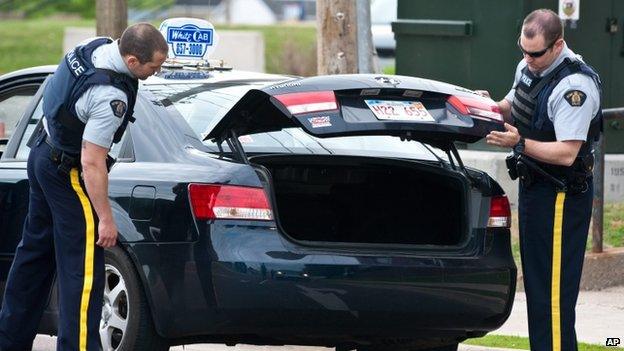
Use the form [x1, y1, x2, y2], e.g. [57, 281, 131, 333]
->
[522, 9, 564, 45]
[119, 23, 168, 64]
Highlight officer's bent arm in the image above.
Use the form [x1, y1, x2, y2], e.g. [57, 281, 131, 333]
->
[524, 139, 582, 167]
[81, 140, 117, 247]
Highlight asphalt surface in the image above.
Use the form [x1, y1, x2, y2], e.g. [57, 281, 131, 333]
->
[31, 337, 517, 351]
[32, 286, 624, 350]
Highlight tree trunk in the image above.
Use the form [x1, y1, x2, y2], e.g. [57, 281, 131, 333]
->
[316, 0, 358, 75]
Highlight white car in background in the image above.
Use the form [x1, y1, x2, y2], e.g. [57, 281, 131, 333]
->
[371, 0, 397, 56]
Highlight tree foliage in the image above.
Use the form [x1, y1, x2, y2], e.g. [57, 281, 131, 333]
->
[0, 0, 174, 19]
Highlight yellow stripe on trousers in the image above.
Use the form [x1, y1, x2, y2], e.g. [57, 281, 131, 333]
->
[551, 191, 565, 351]
[70, 168, 95, 351]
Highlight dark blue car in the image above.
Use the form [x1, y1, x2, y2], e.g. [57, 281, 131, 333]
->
[0, 65, 516, 351]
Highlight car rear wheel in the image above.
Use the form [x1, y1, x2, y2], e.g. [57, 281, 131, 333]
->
[101, 246, 168, 351]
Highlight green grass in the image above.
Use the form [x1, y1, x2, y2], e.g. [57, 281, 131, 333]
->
[604, 202, 624, 247]
[0, 19, 93, 75]
[218, 24, 316, 75]
[382, 65, 395, 75]
[0, 19, 317, 76]
[464, 334, 622, 350]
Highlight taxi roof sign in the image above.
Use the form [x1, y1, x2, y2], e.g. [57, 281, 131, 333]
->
[159, 18, 219, 61]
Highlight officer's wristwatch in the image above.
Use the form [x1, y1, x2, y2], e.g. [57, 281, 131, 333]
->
[513, 137, 525, 154]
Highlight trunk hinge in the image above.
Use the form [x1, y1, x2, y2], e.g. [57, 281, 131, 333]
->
[218, 130, 250, 165]
[448, 143, 479, 187]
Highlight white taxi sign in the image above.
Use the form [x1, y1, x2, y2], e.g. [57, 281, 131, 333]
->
[159, 18, 219, 60]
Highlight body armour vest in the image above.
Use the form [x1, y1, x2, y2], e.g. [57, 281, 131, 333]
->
[42, 37, 138, 155]
[510, 57, 602, 180]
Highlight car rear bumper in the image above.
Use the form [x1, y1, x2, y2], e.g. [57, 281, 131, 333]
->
[131, 222, 516, 342]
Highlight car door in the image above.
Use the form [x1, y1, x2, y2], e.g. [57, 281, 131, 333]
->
[0, 71, 49, 298]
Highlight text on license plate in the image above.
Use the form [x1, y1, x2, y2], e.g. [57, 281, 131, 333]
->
[365, 100, 435, 122]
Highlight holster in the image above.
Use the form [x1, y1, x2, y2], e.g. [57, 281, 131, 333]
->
[505, 154, 518, 180]
[506, 154, 534, 187]
[46, 136, 79, 176]
[56, 151, 79, 175]
[566, 153, 594, 195]
[516, 159, 534, 187]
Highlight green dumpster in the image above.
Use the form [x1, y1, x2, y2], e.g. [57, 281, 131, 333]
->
[392, 0, 624, 152]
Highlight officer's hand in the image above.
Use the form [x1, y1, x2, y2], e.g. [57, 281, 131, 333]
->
[486, 123, 521, 148]
[474, 90, 491, 98]
[97, 218, 118, 248]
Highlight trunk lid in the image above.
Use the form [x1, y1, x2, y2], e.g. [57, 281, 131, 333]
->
[205, 74, 505, 149]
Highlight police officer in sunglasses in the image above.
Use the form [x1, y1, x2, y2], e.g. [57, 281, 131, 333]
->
[481, 8, 602, 351]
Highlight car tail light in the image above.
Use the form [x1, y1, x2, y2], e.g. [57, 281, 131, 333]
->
[447, 95, 503, 122]
[488, 195, 511, 228]
[274, 91, 338, 115]
[188, 184, 273, 221]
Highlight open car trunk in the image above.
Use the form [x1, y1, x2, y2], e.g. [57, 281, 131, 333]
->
[205, 74, 505, 246]
[253, 155, 468, 246]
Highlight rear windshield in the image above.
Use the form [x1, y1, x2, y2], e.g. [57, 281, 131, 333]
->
[145, 83, 442, 161]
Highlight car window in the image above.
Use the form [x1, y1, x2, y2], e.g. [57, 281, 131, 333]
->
[0, 86, 39, 154]
[109, 130, 131, 160]
[146, 82, 265, 140]
[237, 128, 438, 160]
[13, 99, 132, 162]
[15, 97, 44, 160]
[147, 83, 440, 161]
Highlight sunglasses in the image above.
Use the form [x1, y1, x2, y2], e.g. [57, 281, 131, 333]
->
[517, 38, 557, 58]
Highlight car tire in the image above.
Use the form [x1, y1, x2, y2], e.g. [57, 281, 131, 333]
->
[101, 246, 169, 351]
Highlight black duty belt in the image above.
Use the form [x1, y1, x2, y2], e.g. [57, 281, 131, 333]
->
[43, 134, 80, 174]
[506, 151, 592, 195]
[43, 134, 116, 173]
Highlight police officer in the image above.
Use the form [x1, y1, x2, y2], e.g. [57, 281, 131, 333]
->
[0, 23, 167, 350]
[483, 9, 601, 351]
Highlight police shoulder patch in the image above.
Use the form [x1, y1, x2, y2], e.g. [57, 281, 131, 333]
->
[110, 100, 127, 118]
[564, 90, 587, 107]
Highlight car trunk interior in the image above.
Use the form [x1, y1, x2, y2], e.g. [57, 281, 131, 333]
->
[252, 155, 468, 246]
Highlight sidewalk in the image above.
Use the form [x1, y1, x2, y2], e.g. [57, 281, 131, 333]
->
[32, 286, 624, 350]
[493, 286, 624, 345]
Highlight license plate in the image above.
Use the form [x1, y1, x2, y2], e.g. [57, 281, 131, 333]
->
[365, 100, 435, 122]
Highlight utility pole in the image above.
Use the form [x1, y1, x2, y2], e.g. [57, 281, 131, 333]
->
[355, 0, 377, 74]
[96, 0, 127, 39]
[317, 0, 377, 75]
[224, 0, 232, 25]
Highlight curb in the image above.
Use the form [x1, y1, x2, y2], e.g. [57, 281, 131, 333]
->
[580, 247, 624, 290]
[515, 247, 624, 291]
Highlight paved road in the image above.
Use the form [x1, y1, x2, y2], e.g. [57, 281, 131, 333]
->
[32, 286, 624, 350]
[31, 337, 516, 351]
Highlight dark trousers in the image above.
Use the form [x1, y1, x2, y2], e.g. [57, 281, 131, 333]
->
[518, 179, 592, 351]
[0, 138, 104, 351]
